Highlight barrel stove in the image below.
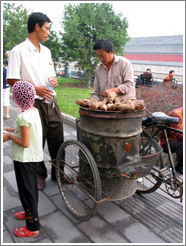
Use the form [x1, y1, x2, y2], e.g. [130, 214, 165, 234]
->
[77, 107, 146, 200]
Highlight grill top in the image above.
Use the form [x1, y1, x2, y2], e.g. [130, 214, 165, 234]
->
[79, 106, 146, 119]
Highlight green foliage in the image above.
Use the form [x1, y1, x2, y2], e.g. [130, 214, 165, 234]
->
[44, 30, 63, 61]
[60, 3, 130, 79]
[55, 77, 92, 118]
[3, 3, 29, 58]
[57, 76, 87, 84]
[3, 3, 61, 61]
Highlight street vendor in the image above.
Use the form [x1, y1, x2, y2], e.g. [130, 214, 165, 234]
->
[92, 39, 136, 101]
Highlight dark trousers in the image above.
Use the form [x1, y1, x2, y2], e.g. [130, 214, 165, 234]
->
[14, 161, 40, 231]
[162, 139, 183, 168]
[34, 98, 64, 179]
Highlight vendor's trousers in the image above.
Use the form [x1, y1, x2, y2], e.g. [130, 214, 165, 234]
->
[14, 161, 40, 231]
[34, 98, 64, 179]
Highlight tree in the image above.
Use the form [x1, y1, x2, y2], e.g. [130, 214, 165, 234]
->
[60, 3, 130, 86]
[3, 3, 61, 61]
[44, 30, 63, 61]
[3, 3, 29, 58]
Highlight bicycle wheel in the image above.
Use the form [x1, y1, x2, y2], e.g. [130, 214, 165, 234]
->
[165, 176, 183, 199]
[136, 129, 164, 194]
[56, 139, 101, 220]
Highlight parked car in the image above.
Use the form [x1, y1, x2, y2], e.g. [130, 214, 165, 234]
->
[69, 69, 84, 79]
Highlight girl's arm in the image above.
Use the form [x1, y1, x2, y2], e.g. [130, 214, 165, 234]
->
[3, 127, 15, 133]
[3, 126, 30, 148]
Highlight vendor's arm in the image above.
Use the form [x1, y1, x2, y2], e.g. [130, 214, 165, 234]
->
[102, 87, 120, 97]
[92, 70, 121, 100]
[102, 61, 135, 99]
[116, 61, 135, 96]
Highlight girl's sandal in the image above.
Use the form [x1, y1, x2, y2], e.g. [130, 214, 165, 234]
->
[14, 226, 39, 237]
[14, 211, 25, 220]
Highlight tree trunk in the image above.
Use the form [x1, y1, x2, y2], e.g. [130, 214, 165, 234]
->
[86, 77, 91, 88]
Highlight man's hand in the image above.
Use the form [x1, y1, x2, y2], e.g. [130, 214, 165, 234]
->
[49, 77, 58, 87]
[35, 86, 54, 100]
[102, 87, 120, 97]
[35, 77, 58, 100]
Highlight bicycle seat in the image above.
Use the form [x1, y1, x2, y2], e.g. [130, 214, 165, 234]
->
[152, 112, 180, 124]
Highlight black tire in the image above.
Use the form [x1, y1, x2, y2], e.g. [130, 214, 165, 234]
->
[136, 129, 164, 194]
[56, 139, 101, 220]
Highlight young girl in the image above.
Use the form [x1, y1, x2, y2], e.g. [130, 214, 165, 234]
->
[3, 81, 43, 237]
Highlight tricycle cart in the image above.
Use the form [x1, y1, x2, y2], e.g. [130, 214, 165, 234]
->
[53, 107, 162, 220]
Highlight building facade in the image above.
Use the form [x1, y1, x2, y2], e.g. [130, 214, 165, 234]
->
[124, 35, 183, 83]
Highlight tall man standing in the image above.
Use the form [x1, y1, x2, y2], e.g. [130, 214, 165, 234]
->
[92, 39, 136, 101]
[7, 12, 67, 190]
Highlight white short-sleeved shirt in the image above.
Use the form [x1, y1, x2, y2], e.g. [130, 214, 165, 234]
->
[12, 108, 43, 162]
[7, 38, 56, 99]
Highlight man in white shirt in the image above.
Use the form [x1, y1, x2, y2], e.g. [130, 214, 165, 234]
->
[7, 12, 68, 190]
[92, 39, 136, 101]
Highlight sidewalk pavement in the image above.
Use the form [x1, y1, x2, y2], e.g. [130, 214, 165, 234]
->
[2, 98, 184, 244]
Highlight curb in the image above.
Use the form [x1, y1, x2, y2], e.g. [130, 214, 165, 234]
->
[61, 112, 77, 128]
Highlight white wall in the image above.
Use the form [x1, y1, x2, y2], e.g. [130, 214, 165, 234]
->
[132, 64, 183, 83]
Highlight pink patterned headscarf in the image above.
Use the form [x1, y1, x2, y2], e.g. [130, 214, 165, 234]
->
[12, 81, 36, 111]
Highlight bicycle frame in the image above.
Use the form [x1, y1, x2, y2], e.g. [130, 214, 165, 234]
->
[143, 123, 183, 174]
[140, 121, 183, 200]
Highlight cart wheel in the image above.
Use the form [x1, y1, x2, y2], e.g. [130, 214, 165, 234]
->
[136, 137, 164, 194]
[56, 139, 101, 220]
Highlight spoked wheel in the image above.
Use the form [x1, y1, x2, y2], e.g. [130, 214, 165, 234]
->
[136, 168, 164, 194]
[165, 177, 183, 199]
[56, 139, 101, 220]
[136, 137, 164, 194]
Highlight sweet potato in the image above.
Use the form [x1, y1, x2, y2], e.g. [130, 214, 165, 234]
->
[98, 101, 107, 111]
[76, 96, 145, 112]
[106, 91, 117, 103]
[76, 99, 84, 106]
[76, 98, 91, 107]
[107, 103, 116, 111]
[133, 100, 145, 110]
[89, 101, 99, 110]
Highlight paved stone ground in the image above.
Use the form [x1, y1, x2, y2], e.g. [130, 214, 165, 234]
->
[2, 98, 184, 244]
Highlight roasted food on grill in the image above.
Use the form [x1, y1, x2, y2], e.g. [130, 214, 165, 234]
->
[89, 101, 99, 111]
[76, 95, 145, 112]
[98, 101, 107, 111]
[131, 99, 145, 110]
[106, 91, 117, 103]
